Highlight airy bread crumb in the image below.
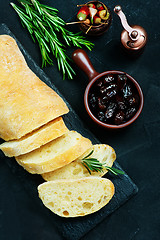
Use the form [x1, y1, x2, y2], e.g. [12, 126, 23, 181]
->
[38, 177, 115, 217]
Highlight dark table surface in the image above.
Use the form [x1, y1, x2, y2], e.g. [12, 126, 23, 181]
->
[0, 0, 160, 240]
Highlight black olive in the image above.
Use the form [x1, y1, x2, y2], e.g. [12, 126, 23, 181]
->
[122, 84, 133, 98]
[106, 89, 117, 100]
[105, 102, 117, 120]
[96, 80, 103, 88]
[103, 74, 115, 84]
[125, 107, 136, 120]
[117, 74, 127, 90]
[88, 93, 97, 109]
[114, 110, 125, 125]
[97, 111, 106, 122]
[98, 97, 106, 110]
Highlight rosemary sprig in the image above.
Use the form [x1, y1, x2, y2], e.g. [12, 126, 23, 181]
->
[11, 0, 94, 79]
[81, 150, 125, 176]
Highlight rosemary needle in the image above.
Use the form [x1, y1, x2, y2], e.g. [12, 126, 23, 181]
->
[11, 0, 94, 79]
[81, 150, 125, 176]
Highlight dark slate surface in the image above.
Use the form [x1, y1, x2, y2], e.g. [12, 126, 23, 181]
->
[0, 24, 138, 240]
[0, 0, 160, 239]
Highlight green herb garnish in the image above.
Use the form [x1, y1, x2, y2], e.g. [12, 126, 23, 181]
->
[81, 150, 125, 176]
[11, 0, 94, 79]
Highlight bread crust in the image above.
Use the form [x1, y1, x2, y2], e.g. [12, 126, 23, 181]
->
[0, 117, 68, 157]
[16, 131, 92, 174]
[0, 35, 69, 141]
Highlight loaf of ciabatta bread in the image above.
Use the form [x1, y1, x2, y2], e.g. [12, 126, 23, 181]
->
[42, 144, 116, 181]
[0, 35, 117, 220]
[0, 117, 68, 157]
[38, 177, 114, 217]
[0, 35, 69, 141]
[16, 131, 92, 174]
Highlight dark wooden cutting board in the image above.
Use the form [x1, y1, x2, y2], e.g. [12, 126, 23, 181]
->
[0, 24, 138, 240]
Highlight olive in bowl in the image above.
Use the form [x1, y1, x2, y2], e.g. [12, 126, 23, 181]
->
[72, 49, 144, 129]
[88, 73, 142, 127]
[77, 1, 112, 36]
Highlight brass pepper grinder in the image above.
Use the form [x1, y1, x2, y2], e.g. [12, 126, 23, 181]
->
[114, 5, 147, 54]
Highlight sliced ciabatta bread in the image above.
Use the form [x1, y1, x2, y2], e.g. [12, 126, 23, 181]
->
[42, 144, 116, 181]
[16, 131, 92, 174]
[0, 35, 69, 141]
[38, 177, 114, 217]
[0, 117, 68, 157]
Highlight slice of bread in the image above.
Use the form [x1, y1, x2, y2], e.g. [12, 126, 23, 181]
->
[16, 131, 92, 174]
[42, 144, 116, 181]
[0, 117, 68, 157]
[38, 177, 115, 217]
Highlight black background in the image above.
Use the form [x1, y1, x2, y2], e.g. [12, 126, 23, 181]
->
[0, 0, 160, 239]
